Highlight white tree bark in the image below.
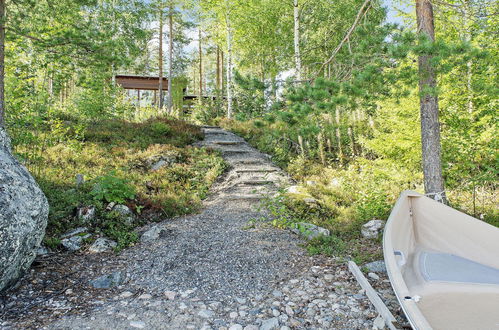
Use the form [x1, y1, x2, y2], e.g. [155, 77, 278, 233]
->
[167, 2, 173, 114]
[293, 0, 301, 81]
[225, 2, 233, 119]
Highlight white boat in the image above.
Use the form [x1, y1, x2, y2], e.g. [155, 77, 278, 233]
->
[383, 190, 499, 330]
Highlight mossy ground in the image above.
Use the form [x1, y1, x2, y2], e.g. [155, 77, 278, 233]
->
[15, 117, 226, 250]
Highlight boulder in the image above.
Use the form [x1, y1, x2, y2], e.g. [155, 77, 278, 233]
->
[361, 219, 385, 239]
[89, 237, 117, 253]
[0, 127, 49, 292]
[112, 204, 134, 225]
[291, 222, 330, 240]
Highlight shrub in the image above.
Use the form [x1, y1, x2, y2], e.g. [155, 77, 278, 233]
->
[91, 172, 136, 204]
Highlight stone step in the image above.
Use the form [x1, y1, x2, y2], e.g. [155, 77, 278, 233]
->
[232, 160, 267, 165]
[222, 150, 252, 155]
[202, 125, 221, 129]
[237, 180, 275, 186]
[212, 141, 244, 146]
[224, 194, 265, 201]
[235, 168, 278, 173]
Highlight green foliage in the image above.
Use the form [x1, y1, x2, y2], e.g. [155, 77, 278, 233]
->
[21, 116, 225, 251]
[91, 173, 136, 204]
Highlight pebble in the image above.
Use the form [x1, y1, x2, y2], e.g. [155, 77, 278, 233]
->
[198, 309, 215, 318]
[229, 325, 243, 330]
[164, 291, 176, 300]
[368, 272, 380, 280]
[129, 320, 146, 329]
[260, 317, 279, 330]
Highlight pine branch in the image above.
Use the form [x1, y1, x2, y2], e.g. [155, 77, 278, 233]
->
[314, 0, 371, 78]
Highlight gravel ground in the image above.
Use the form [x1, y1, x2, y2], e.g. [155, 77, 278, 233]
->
[0, 127, 409, 330]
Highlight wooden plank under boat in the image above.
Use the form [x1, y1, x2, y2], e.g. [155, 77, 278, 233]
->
[383, 190, 499, 330]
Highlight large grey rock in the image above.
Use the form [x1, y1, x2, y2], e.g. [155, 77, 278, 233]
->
[0, 127, 49, 292]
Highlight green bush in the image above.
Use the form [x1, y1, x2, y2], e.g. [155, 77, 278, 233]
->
[91, 172, 136, 204]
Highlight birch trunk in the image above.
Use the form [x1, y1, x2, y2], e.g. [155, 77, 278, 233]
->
[415, 0, 447, 203]
[198, 28, 203, 101]
[225, 5, 233, 118]
[167, 3, 173, 114]
[293, 0, 301, 81]
[158, 3, 164, 110]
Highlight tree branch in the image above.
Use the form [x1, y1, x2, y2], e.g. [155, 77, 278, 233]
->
[314, 0, 371, 78]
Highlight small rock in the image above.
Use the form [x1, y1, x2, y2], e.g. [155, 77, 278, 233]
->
[285, 305, 294, 316]
[324, 274, 334, 282]
[260, 317, 279, 330]
[130, 320, 146, 329]
[120, 291, 134, 298]
[75, 174, 85, 187]
[198, 309, 215, 319]
[373, 315, 386, 329]
[236, 297, 247, 304]
[111, 204, 134, 225]
[244, 326, 259, 330]
[229, 312, 238, 319]
[368, 272, 380, 280]
[164, 290, 176, 300]
[60, 227, 89, 239]
[272, 290, 283, 297]
[88, 238, 117, 253]
[77, 206, 96, 223]
[291, 222, 330, 239]
[141, 225, 169, 242]
[138, 293, 152, 299]
[365, 260, 387, 273]
[36, 245, 50, 256]
[361, 220, 385, 239]
[284, 185, 300, 194]
[229, 325, 243, 330]
[90, 271, 124, 289]
[61, 234, 91, 251]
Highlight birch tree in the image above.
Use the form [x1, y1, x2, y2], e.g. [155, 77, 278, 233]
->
[167, 2, 174, 113]
[293, 0, 301, 81]
[158, 1, 165, 109]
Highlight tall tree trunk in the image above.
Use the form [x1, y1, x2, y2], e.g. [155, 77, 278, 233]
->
[158, 3, 164, 110]
[225, 5, 233, 119]
[167, 3, 173, 114]
[198, 28, 203, 101]
[463, 0, 473, 114]
[0, 0, 5, 127]
[293, 0, 301, 81]
[415, 0, 447, 203]
[216, 46, 221, 91]
[220, 50, 225, 97]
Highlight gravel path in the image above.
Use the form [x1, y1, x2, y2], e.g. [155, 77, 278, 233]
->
[1, 127, 407, 330]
